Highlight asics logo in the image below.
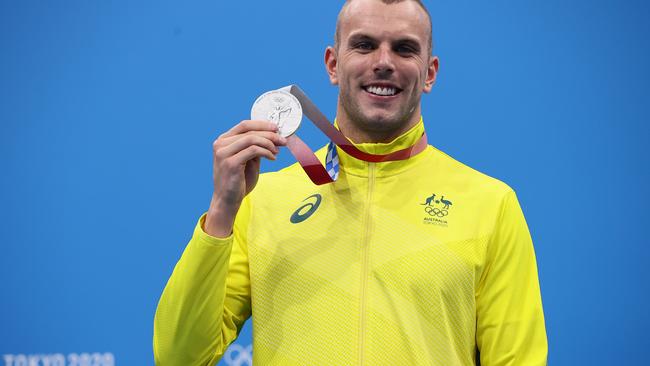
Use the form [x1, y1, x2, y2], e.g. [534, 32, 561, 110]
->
[290, 194, 322, 223]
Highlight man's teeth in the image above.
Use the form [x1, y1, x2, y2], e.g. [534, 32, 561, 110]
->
[366, 86, 397, 96]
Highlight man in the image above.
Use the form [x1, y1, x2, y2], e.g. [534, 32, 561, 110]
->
[153, 0, 548, 365]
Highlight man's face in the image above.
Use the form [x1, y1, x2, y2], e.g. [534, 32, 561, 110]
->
[326, 0, 438, 139]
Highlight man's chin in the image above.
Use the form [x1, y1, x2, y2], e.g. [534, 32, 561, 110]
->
[356, 113, 404, 132]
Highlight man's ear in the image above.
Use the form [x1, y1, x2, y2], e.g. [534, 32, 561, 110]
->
[325, 46, 339, 85]
[423, 56, 439, 93]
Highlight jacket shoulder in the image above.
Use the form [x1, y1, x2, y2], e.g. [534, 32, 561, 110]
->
[429, 146, 514, 198]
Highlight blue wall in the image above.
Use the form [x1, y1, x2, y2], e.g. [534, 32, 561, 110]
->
[1, 1, 648, 365]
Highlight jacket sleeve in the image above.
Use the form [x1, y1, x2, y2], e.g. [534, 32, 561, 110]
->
[476, 190, 548, 365]
[153, 198, 252, 366]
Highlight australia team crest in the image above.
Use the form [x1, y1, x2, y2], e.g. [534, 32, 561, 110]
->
[421, 193, 453, 227]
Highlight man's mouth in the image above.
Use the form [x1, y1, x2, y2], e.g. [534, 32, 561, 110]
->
[363, 84, 402, 97]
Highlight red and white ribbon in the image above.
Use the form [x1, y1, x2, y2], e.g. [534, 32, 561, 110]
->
[279, 85, 428, 185]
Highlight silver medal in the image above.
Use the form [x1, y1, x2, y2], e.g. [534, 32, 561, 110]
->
[251, 90, 302, 137]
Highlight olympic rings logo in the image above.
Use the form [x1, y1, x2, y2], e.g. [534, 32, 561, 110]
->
[224, 344, 252, 366]
[424, 206, 448, 217]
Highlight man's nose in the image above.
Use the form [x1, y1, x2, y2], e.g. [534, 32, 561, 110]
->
[373, 45, 395, 75]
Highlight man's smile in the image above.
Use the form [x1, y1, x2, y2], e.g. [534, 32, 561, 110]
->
[362, 83, 403, 98]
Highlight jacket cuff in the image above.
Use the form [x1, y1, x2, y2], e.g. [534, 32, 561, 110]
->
[192, 213, 234, 247]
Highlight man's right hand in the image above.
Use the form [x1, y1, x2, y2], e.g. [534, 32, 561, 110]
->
[204, 120, 287, 237]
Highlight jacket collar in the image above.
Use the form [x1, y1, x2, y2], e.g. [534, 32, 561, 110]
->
[334, 117, 430, 178]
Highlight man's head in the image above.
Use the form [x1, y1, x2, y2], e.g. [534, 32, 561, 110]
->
[335, 0, 433, 54]
[325, 0, 439, 143]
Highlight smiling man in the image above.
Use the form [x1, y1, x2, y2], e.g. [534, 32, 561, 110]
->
[328, 0, 438, 144]
[154, 1, 548, 365]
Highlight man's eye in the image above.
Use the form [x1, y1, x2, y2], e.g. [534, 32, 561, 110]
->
[396, 45, 417, 54]
[355, 42, 374, 50]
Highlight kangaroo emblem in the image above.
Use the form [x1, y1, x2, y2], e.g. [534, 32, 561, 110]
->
[440, 196, 452, 209]
[421, 194, 436, 206]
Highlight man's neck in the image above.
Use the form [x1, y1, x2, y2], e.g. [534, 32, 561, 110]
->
[336, 113, 422, 144]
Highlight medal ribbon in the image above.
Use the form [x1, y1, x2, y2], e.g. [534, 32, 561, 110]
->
[279, 85, 428, 185]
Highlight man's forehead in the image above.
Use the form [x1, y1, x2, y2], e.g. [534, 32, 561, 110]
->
[337, 0, 431, 44]
[344, 16, 423, 41]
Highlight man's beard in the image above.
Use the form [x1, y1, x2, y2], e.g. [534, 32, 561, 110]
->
[339, 86, 420, 138]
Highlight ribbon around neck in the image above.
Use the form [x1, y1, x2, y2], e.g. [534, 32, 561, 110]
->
[278, 85, 428, 185]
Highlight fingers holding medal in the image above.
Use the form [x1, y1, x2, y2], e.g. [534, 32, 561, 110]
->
[210, 119, 287, 223]
[216, 120, 287, 163]
[205, 88, 303, 237]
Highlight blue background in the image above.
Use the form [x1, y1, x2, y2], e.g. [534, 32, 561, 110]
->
[1, 0, 649, 365]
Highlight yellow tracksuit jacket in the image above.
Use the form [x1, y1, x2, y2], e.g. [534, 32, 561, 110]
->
[153, 119, 548, 365]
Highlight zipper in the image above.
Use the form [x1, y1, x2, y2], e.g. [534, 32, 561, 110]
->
[358, 162, 375, 366]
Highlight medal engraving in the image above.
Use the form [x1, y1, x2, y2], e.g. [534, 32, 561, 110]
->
[251, 90, 302, 137]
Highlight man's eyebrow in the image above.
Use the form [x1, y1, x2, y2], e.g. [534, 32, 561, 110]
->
[347, 33, 424, 49]
[347, 33, 376, 44]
